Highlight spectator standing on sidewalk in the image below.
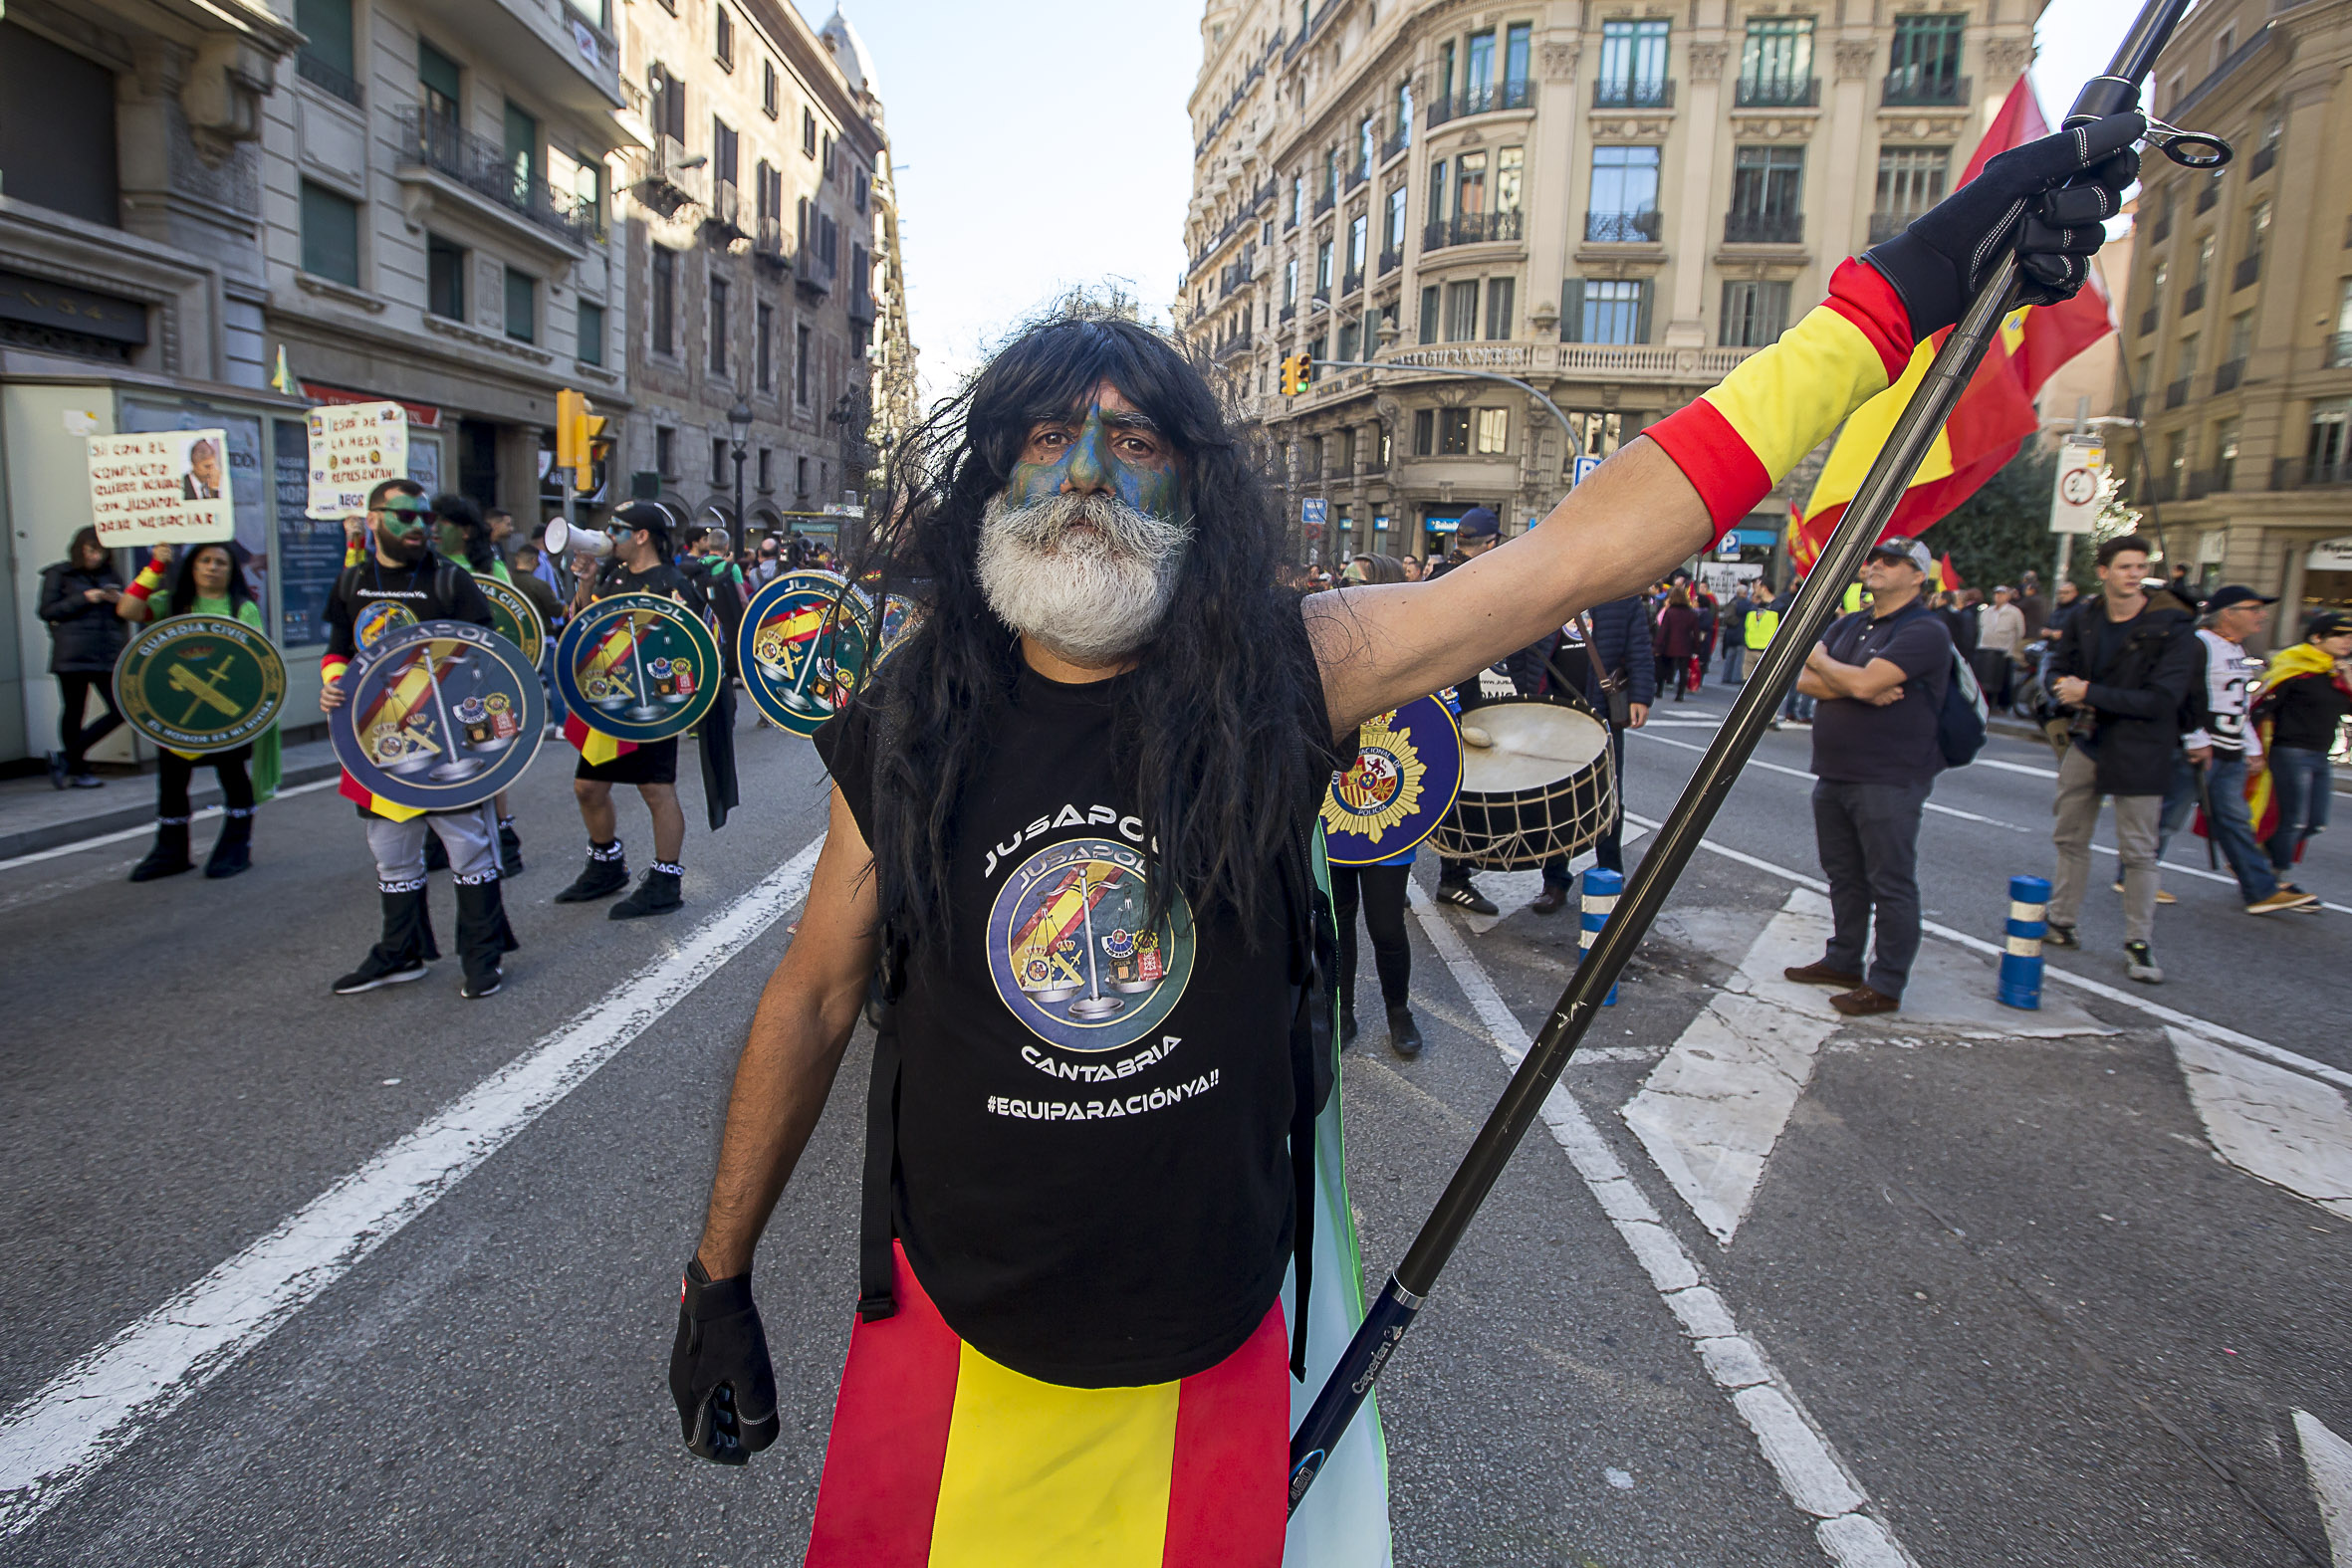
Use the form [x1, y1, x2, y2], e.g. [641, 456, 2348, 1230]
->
[2176, 586, 2314, 913]
[2042, 536, 2201, 982]
[1976, 584, 2027, 713]
[2016, 570, 2049, 644]
[1721, 583, 1753, 684]
[1782, 538, 1950, 1016]
[1654, 585, 1702, 701]
[1935, 587, 1980, 664]
[2255, 608, 2352, 901]
[37, 526, 127, 788]
[1428, 508, 1528, 915]
[1527, 594, 1656, 915]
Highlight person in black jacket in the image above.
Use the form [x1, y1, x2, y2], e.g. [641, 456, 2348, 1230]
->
[1527, 594, 1656, 914]
[38, 528, 129, 788]
[2042, 536, 2200, 983]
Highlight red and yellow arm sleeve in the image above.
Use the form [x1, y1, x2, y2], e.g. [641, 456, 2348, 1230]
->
[1645, 259, 1915, 540]
[321, 653, 350, 685]
[123, 547, 171, 603]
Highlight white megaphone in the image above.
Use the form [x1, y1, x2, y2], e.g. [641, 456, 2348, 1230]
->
[545, 517, 613, 560]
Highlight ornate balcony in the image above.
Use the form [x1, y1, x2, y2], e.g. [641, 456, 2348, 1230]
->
[393, 107, 595, 251]
[1592, 77, 1673, 110]
[1724, 210, 1802, 245]
[1735, 76, 1818, 108]
[1882, 71, 1968, 108]
[1586, 209, 1662, 244]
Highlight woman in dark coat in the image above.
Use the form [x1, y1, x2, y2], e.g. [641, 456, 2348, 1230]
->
[37, 527, 127, 788]
[1654, 586, 1702, 701]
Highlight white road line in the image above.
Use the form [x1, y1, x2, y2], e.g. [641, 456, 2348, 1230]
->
[1406, 880, 1921, 1568]
[0, 780, 340, 874]
[1972, 757, 2059, 780]
[2168, 1030, 2352, 1221]
[1621, 811, 2352, 1097]
[0, 833, 827, 1538]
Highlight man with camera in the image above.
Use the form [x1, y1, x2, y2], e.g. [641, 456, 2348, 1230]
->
[2041, 536, 2200, 982]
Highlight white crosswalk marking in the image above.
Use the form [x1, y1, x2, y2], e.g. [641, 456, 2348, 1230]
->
[2170, 1029, 2352, 1221]
[2295, 1411, 2352, 1565]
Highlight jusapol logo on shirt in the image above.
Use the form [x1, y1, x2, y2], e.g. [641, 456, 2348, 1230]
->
[984, 835, 1197, 1054]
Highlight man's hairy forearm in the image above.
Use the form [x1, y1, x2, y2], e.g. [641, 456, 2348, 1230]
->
[694, 958, 866, 1278]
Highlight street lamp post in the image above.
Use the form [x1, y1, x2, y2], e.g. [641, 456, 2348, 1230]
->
[727, 398, 753, 557]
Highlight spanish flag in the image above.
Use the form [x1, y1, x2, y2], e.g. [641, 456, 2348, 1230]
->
[565, 614, 646, 767]
[1789, 76, 2116, 573]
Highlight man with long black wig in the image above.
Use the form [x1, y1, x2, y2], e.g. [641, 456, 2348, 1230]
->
[669, 112, 2143, 1564]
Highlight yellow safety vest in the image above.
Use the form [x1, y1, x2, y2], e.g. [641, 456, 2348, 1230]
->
[1745, 608, 1778, 648]
[1842, 582, 1865, 612]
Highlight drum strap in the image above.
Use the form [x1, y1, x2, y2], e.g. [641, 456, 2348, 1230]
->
[1282, 732, 1342, 1379]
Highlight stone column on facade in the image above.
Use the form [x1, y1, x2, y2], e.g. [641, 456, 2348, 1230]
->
[1667, 37, 1730, 345]
[2248, 77, 2334, 479]
[1529, 34, 1582, 347]
[1818, 38, 1878, 285]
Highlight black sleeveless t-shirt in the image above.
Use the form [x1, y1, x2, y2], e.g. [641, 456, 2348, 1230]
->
[816, 659, 1320, 1387]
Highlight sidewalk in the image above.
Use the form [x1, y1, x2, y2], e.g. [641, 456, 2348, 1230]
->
[0, 737, 343, 861]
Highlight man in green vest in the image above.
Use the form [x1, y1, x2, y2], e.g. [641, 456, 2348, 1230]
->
[1743, 589, 1779, 681]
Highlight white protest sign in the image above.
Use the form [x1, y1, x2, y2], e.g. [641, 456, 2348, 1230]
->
[307, 400, 410, 519]
[86, 429, 236, 547]
[2048, 437, 2104, 536]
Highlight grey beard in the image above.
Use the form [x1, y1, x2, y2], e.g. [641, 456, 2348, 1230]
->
[978, 490, 1189, 667]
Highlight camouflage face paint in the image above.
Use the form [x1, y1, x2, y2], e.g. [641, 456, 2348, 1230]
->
[1007, 401, 1183, 524]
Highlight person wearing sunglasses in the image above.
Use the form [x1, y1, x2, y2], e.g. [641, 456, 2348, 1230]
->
[319, 478, 518, 1001]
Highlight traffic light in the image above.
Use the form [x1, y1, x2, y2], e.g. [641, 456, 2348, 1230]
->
[555, 388, 607, 493]
[1280, 354, 1311, 396]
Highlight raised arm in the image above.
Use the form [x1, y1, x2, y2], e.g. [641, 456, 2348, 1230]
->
[693, 785, 881, 1277]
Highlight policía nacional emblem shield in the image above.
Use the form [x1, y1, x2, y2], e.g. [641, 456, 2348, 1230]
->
[739, 569, 874, 737]
[556, 591, 722, 744]
[1320, 693, 1463, 865]
[114, 613, 288, 756]
[475, 575, 546, 666]
[330, 619, 546, 811]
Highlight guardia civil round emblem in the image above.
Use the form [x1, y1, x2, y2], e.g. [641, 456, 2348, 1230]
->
[329, 619, 545, 810]
[986, 837, 1197, 1053]
[739, 569, 873, 737]
[475, 575, 546, 666]
[353, 599, 418, 652]
[555, 591, 721, 744]
[1320, 693, 1463, 865]
[114, 613, 288, 756]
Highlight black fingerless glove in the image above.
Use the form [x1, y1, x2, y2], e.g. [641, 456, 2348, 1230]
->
[1865, 111, 2145, 336]
[669, 1259, 780, 1465]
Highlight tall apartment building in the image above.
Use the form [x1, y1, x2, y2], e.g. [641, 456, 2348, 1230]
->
[610, 0, 897, 552]
[2105, 0, 2352, 636]
[1182, 0, 2035, 568]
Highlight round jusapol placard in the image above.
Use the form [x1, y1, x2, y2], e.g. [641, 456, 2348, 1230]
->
[739, 570, 873, 737]
[1319, 694, 1463, 865]
[475, 575, 546, 666]
[114, 613, 288, 755]
[555, 592, 722, 745]
[330, 619, 545, 811]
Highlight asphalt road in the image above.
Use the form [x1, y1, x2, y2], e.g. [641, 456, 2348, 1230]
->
[2, 685, 2347, 1567]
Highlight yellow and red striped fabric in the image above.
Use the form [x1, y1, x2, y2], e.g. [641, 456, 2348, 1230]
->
[1788, 77, 2117, 572]
[805, 1244, 1288, 1568]
[562, 712, 635, 768]
[325, 649, 426, 820]
[1646, 259, 1915, 540]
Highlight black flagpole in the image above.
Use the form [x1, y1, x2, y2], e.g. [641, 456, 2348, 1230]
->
[1289, 0, 2201, 1513]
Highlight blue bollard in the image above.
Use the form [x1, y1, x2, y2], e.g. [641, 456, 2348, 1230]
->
[1580, 866, 1621, 1007]
[1999, 874, 2050, 1009]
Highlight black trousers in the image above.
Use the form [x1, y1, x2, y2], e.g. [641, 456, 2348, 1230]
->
[1330, 861, 1412, 1009]
[56, 673, 123, 771]
[1811, 777, 1930, 1000]
[157, 746, 254, 819]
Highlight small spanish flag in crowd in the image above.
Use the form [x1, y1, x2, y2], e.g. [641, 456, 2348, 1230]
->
[1790, 76, 2116, 573]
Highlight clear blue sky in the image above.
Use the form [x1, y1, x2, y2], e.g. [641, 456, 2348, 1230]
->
[809, 0, 2154, 400]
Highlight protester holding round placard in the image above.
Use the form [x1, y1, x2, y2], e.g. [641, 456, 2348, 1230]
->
[434, 493, 528, 875]
[115, 540, 281, 880]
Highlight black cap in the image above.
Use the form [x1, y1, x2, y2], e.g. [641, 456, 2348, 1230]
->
[1456, 507, 1501, 541]
[612, 501, 674, 539]
[2204, 584, 2277, 612]
[2307, 608, 2352, 639]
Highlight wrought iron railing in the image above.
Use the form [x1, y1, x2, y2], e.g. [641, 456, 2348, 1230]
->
[2182, 282, 2206, 316]
[1586, 209, 1662, 243]
[1724, 209, 1802, 244]
[1424, 211, 1525, 251]
[393, 107, 593, 246]
[1882, 71, 1968, 107]
[2165, 376, 2189, 408]
[1592, 77, 1673, 109]
[2234, 253, 2261, 292]
[1735, 76, 1817, 108]
[2214, 357, 2244, 392]
[298, 51, 361, 106]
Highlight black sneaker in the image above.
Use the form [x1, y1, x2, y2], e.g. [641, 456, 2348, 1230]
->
[2124, 941, 2163, 985]
[2042, 923, 2079, 949]
[554, 854, 629, 903]
[609, 867, 684, 920]
[333, 955, 428, 995]
[1387, 1006, 1425, 1059]
[1437, 881, 1499, 917]
[460, 968, 502, 1000]
[46, 750, 66, 790]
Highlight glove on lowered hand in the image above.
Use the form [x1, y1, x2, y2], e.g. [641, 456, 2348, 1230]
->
[669, 1259, 780, 1465]
[1865, 111, 2145, 336]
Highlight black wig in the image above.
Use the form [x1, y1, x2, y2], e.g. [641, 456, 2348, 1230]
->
[846, 306, 1327, 953]
[431, 493, 498, 574]
[167, 540, 257, 618]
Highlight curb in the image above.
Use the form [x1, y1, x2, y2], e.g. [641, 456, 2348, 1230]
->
[0, 761, 343, 862]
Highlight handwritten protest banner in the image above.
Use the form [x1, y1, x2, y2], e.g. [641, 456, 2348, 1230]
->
[86, 429, 236, 547]
[306, 400, 409, 519]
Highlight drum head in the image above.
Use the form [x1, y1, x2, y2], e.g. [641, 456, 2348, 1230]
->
[1458, 702, 1608, 793]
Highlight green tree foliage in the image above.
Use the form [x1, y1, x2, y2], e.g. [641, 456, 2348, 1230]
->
[1928, 442, 2082, 591]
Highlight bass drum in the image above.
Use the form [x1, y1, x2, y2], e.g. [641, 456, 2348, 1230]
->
[1426, 701, 1615, 870]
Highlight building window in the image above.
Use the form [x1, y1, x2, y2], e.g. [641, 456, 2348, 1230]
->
[1729, 146, 1805, 243]
[1393, 79, 1412, 148]
[1738, 18, 1813, 106]
[764, 59, 780, 117]
[1346, 214, 1367, 280]
[504, 267, 536, 342]
[796, 454, 810, 497]
[1719, 281, 1790, 346]
[295, 0, 360, 104]
[1315, 239, 1333, 293]
[1338, 320, 1359, 362]
[854, 168, 869, 213]
[1886, 14, 1965, 106]
[1586, 145, 1660, 242]
[503, 101, 542, 207]
[1475, 407, 1510, 455]
[2214, 418, 2240, 489]
[757, 302, 774, 390]
[757, 448, 773, 492]
[1562, 278, 1651, 343]
[650, 245, 676, 354]
[1465, 28, 1495, 110]
[1595, 20, 1670, 108]
[1874, 147, 1949, 240]
[426, 234, 465, 320]
[711, 436, 729, 485]
[803, 107, 817, 157]
[709, 274, 729, 374]
[1440, 407, 1473, 455]
[1291, 174, 1304, 228]
[2308, 400, 2351, 477]
[1413, 407, 1435, 454]
[714, 5, 734, 70]
[578, 300, 605, 365]
[1283, 257, 1298, 308]
[1445, 279, 1479, 341]
[1384, 185, 1408, 254]
[300, 181, 361, 286]
[1504, 23, 1530, 99]
[822, 132, 837, 179]
[1485, 277, 1515, 339]
[1426, 156, 1448, 228]
[656, 426, 677, 477]
[418, 40, 462, 127]
[1356, 115, 1375, 179]
[796, 323, 812, 404]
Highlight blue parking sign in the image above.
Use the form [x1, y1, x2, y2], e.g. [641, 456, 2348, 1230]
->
[1301, 498, 1328, 525]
